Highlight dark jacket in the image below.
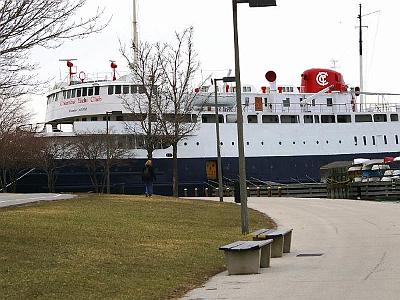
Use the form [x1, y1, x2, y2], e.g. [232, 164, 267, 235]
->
[142, 165, 156, 183]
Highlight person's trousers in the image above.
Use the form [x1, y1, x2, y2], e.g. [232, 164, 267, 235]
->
[145, 182, 153, 195]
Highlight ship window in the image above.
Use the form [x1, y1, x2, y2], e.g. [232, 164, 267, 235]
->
[281, 115, 299, 123]
[82, 117, 87, 121]
[226, 114, 237, 123]
[384, 135, 387, 144]
[354, 136, 358, 145]
[390, 114, 399, 121]
[372, 136, 376, 145]
[66, 90, 71, 99]
[247, 115, 258, 123]
[261, 141, 264, 145]
[396, 135, 399, 144]
[91, 117, 97, 121]
[262, 115, 279, 123]
[337, 115, 351, 123]
[243, 86, 251, 92]
[201, 114, 216, 123]
[373, 114, 387, 122]
[115, 85, 122, 94]
[363, 136, 367, 145]
[355, 114, 372, 122]
[138, 85, 146, 94]
[94, 86, 100, 95]
[312, 99, 316, 106]
[82, 87, 88, 97]
[279, 141, 282, 145]
[116, 116, 123, 121]
[246, 142, 249, 145]
[304, 115, 313, 123]
[108, 86, 114, 95]
[62, 91, 66, 99]
[232, 142, 235, 145]
[88, 87, 93, 96]
[131, 85, 137, 94]
[77, 89, 82, 97]
[283, 98, 290, 107]
[123, 85, 130, 94]
[327, 98, 333, 107]
[264, 98, 268, 106]
[321, 115, 335, 123]
[71, 89, 76, 98]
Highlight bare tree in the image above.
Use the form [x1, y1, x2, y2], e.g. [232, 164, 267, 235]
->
[0, 130, 38, 192]
[0, 0, 108, 98]
[121, 41, 167, 159]
[34, 136, 74, 193]
[156, 27, 208, 197]
[72, 131, 128, 193]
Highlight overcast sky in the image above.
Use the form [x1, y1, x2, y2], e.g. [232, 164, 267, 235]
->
[30, 0, 398, 122]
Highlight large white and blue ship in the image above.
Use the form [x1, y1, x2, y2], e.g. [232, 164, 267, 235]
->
[31, 63, 400, 195]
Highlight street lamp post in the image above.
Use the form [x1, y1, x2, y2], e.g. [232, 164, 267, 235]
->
[105, 110, 123, 194]
[213, 76, 236, 202]
[231, 0, 276, 234]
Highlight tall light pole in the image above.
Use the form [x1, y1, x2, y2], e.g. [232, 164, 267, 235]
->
[232, 0, 276, 234]
[213, 76, 236, 202]
[105, 110, 122, 194]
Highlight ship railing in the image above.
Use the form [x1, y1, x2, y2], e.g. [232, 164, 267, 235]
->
[200, 102, 400, 114]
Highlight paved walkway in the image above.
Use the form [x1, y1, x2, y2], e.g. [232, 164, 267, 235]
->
[182, 197, 400, 300]
[0, 193, 76, 208]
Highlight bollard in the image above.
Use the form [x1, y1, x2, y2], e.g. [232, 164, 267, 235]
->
[277, 186, 282, 197]
[226, 187, 230, 197]
[184, 188, 188, 197]
[215, 187, 219, 198]
[256, 186, 260, 197]
[267, 186, 272, 197]
[194, 187, 198, 197]
[247, 186, 250, 197]
[205, 187, 208, 197]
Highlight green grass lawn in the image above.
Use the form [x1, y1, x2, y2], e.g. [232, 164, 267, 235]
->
[0, 195, 275, 299]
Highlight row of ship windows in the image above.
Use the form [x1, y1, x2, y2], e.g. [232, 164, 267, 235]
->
[181, 135, 399, 147]
[202, 113, 399, 124]
[47, 85, 152, 104]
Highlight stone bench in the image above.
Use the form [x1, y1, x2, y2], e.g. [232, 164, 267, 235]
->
[219, 239, 273, 275]
[252, 228, 293, 258]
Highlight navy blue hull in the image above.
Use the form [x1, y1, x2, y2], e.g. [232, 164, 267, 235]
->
[14, 152, 400, 195]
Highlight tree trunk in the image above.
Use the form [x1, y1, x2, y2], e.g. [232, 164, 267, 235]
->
[172, 143, 179, 197]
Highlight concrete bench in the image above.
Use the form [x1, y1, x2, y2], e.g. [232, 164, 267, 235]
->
[219, 239, 273, 275]
[252, 228, 293, 258]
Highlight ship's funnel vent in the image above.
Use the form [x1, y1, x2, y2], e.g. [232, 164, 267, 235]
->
[301, 68, 347, 93]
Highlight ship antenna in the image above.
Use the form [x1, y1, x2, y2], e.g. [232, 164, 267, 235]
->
[357, 4, 380, 109]
[59, 58, 77, 85]
[132, 0, 139, 63]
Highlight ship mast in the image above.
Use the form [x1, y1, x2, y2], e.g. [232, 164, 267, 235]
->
[132, 0, 139, 63]
[358, 3, 364, 108]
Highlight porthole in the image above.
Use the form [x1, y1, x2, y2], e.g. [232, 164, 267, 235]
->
[303, 141, 306, 144]
[220, 142, 223, 146]
[196, 142, 199, 146]
[184, 142, 187, 146]
[232, 142, 235, 146]
[339, 140, 342, 144]
[279, 141, 282, 145]
[246, 142, 249, 145]
[261, 141, 264, 145]
[316, 141, 319, 144]
[293, 141, 296, 145]
[326, 141, 329, 144]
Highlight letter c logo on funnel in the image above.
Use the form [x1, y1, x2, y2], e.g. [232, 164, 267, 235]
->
[316, 72, 329, 86]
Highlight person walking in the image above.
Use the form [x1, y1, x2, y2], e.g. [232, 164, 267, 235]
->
[142, 159, 156, 197]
